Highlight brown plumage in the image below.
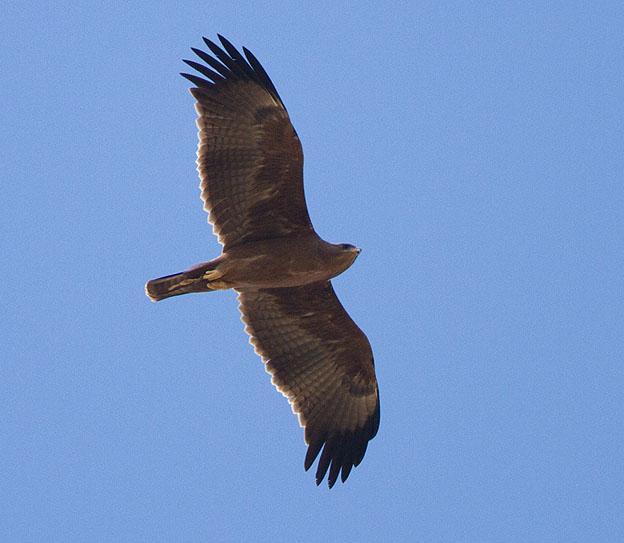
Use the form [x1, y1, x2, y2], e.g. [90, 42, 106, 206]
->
[145, 35, 380, 488]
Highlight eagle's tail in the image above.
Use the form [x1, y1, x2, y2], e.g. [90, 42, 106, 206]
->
[145, 272, 196, 301]
[145, 261, 225, 302]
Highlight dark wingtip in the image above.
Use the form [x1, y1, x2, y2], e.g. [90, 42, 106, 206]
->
[304, 440, 324, 472]
[180, 72, 212, 89]
[182, 59, 224, 83]
[304, 402, 380, 487]
[217, 33, 234, 49]
[314, 439, 335, 485]
[183, 35, 285, 109]
[202, 36, 218, 50]
[241, 45, 284, 108]
[340, 463, 353, 483]
[327, 459, 342, 489]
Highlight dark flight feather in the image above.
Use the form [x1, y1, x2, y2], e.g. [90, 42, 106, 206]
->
[182, 59, 224, 83]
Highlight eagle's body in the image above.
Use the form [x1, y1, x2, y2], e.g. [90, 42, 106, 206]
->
[146, 235, 359, 298]
[146, 36, 380, 488]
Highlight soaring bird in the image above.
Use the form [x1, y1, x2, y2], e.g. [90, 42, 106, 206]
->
[146, 35, 380, 488]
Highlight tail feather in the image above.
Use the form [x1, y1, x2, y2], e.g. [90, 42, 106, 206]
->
[145, 271, 217, 302]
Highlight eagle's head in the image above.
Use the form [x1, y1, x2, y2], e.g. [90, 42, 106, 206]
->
[338, 243, 361, 255]
[330, 243, 361, 270]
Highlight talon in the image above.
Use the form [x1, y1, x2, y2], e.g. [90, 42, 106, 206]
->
[202, 269, 224, 281]
[208, 280, 228, 290]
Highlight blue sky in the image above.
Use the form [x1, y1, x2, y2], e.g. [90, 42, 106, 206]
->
[3, 1, 622, 541]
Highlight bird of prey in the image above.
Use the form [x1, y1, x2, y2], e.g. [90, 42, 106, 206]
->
[145, 35, 380, 488]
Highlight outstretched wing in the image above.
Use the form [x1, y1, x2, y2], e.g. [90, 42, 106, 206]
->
[181, 35, 314, 250]
[237, 282, 380, 488]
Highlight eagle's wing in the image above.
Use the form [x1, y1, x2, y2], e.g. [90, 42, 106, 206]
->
[237, 281, 380, 488]
[181, 36, 314, 250]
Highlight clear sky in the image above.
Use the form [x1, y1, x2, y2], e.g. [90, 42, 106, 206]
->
[3, 2, 622, 541]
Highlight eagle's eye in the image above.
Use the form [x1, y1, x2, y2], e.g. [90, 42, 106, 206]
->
[340, 244, 355, 251]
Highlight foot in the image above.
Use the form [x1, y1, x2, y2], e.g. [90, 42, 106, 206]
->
[202, 269, 224, 281]
[208, 280, 229, 290]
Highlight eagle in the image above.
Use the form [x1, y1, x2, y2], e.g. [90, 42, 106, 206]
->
[145, 35, 380, 488]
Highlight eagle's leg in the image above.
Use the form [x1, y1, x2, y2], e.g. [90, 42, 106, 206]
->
[197, 268, 229, 289]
